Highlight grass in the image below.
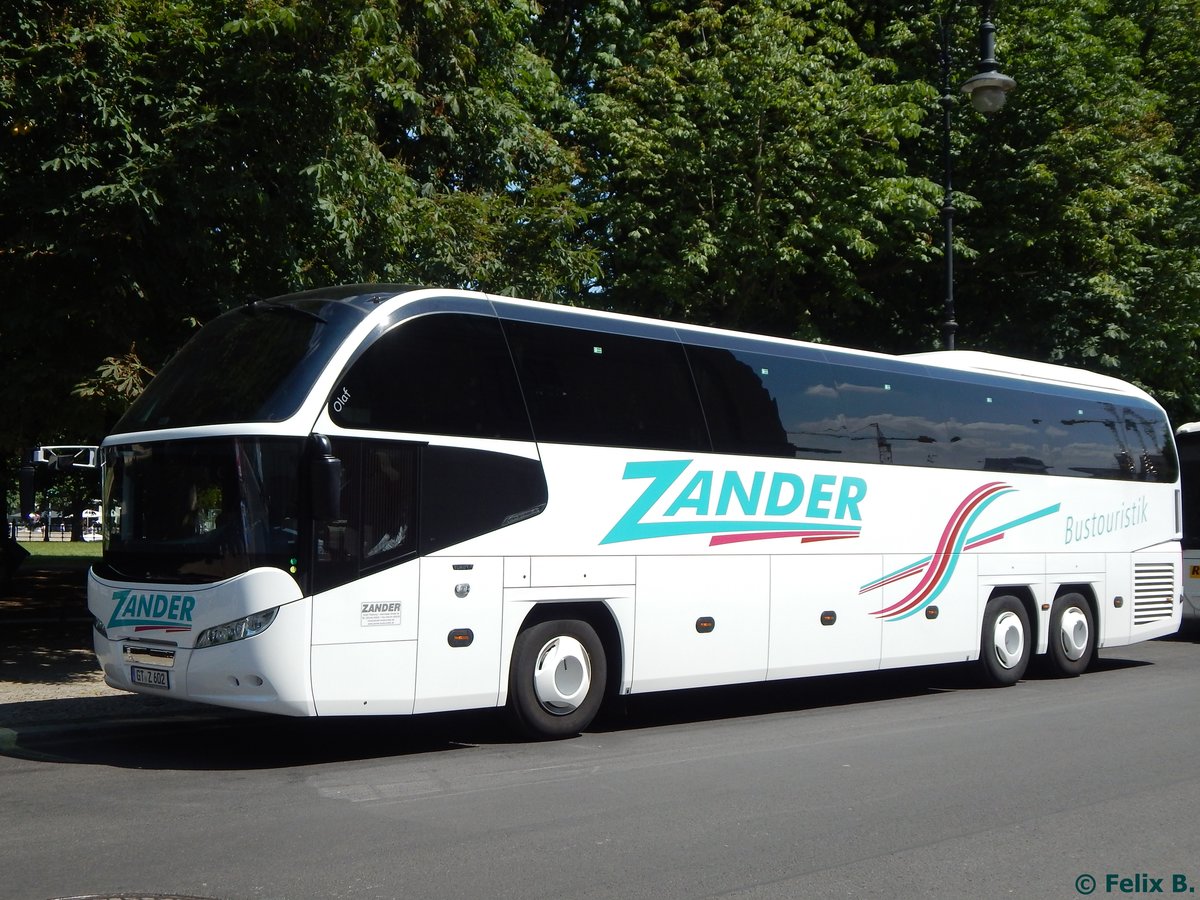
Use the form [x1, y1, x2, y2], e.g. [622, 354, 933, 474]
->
[15, 540, 103, 561]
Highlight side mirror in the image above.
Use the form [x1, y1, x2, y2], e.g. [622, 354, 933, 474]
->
[309, 434, 342, 520]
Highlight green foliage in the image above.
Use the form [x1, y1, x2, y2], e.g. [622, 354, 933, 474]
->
[577, 0, 939, 340]
[18, 542, 103, 560]
[804, 0, 1200, 421]
[72, 343, 156, 415]
[2, 0, 1200, 452]
[0, 0, 595, 459]
[949, 0, 1200, 418]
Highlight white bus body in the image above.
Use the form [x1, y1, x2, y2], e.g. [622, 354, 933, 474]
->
[88, 287, 1183, 737]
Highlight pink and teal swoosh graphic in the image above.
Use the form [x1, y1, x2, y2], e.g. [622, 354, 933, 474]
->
[860, 482, 1059, 621]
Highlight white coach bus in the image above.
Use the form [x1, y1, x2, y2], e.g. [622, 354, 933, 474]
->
[88, 286, 1183, 738]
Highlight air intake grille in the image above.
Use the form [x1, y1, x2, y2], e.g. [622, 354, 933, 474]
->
[1133, 562, 1175, 625]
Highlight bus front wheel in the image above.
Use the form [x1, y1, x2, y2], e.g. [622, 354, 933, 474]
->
[978, 595, 1031, 686]
[508, 619, 606, 740]
[1046, 593, 1095, 677]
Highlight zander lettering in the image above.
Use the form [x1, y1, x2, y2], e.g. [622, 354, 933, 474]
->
[602, 459, 867, 545]
[107, 589, 196, 629]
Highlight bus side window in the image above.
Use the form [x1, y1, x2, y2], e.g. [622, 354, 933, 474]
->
[313, 438, 419, 593]
[330, 313, 532, 441]
[504, 320, 708, 452]
[420, 446, 547, 555]
[360, 445, 418, 563]
[685, 345, 797, 458]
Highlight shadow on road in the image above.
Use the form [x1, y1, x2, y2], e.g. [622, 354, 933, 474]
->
[0, 695, 502, 769]
[0, 555, 1172, 771]
[2, 623, 100, 686]
[0, 653, 1154, 771]
[598, 652, 1151, 735]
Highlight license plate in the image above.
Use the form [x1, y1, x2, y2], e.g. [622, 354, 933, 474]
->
[131, 665, 170, 690]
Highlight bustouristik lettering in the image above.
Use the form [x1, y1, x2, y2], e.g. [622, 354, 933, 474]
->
[107, 589, 196, 632]
[1064, 496, 1149, 545]
[601, 459, 867, 545]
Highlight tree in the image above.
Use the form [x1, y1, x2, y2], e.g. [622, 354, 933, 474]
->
[946, 0, 1200, 419]
[0, 0, 596, 461]
[821, 0, 1200, 420]
[573, 0, 939, 342]
[4, 0, 1200, 452]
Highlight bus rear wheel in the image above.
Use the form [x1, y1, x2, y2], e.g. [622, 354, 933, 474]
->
[1047, 593, 1095, 677]
[978, 595, 1031, 686]
[508, 618, 606, 740]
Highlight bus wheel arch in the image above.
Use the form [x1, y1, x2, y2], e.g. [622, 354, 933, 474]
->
[507, 603, 619, 740]
[1046, 588, 1097, 677]
[978, 592, 1033, 686]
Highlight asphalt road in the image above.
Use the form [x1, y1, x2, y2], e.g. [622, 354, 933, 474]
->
[2, 635, 1198, 900]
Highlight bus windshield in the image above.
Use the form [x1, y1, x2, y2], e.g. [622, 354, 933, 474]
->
[112, 296, 370, 432]
[100, 437, 305, 584]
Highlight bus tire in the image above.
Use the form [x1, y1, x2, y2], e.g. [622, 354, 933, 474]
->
[508, 619, 606, 740]
[978, 595, 1030, 686]
[1046, 593, 1094, 677]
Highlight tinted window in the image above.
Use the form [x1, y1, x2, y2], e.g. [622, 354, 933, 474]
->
[314, 438, 420, 593]
[421, 446, 547, 554]
[828, 361, 1177, 481]
[1059, 398, 1166, 479]
[313, 441, 547, 592]
[965, 388, 1105, 477]
[100, 437, 304, 584]
[504, 320, 708, 451]
[830, 365, 967, 467]
[1180, 433, 1200, 548]
[115, 299, 368, 432]
[687, 337, 1176, 482]
[331, 313, 533, 441]
[688, 345, 825, 458]
[688, 347, 942, 465]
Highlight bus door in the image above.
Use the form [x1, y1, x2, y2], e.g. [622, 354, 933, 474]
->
[310, 438, 422, 715]
[310, 563, 420, 716]
[414, 556, 505, 713]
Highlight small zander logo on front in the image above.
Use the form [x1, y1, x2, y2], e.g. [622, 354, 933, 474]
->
[107, 589, 196, 633]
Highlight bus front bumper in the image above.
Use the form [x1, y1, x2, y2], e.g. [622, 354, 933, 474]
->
[93, 598, 316, 716]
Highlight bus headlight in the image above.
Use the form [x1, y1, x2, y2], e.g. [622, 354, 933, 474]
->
[93, 616, 109, 638]
[195, 608, 279, 649]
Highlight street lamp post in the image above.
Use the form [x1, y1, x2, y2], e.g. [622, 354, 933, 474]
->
[939, 1, 1016, 350]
